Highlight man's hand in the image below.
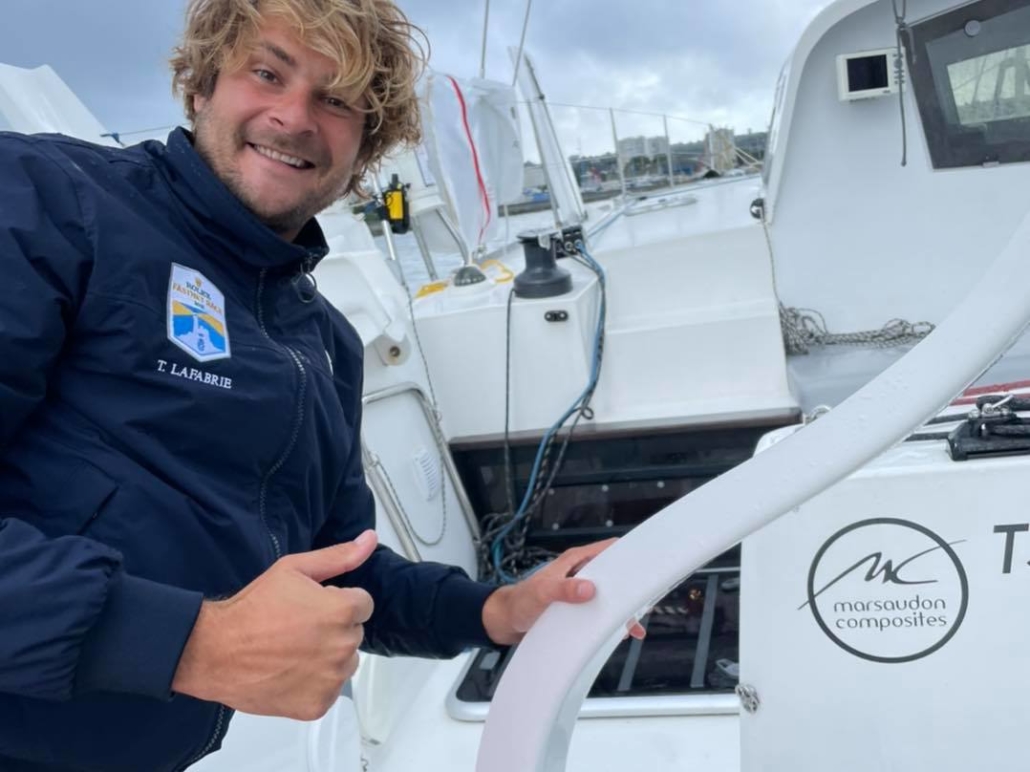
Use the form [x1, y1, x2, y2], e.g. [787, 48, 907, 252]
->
[481, 539, 646, 646]
[171, 530, 378, 721]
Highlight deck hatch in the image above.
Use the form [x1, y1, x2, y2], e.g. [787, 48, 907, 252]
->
[448, 423, 793, 717]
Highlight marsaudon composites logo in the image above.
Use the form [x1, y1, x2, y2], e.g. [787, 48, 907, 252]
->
[799, 518, 968, 663]
[167, 264, 231, 363]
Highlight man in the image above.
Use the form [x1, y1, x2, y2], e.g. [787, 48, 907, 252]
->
[0, 1, 637, 770]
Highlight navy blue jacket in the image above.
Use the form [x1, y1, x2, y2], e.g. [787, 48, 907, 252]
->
[0, 128, 493, 772]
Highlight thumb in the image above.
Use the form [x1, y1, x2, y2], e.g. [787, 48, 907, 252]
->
[558, 577, 595, 603]
[287, 530, 378, 583]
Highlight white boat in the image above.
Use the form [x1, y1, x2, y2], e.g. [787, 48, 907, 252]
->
[4, 0, 1030, 768]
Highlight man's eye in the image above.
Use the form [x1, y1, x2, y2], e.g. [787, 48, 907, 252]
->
[324, 96, 350, 111]
[255, 69, 278, 83]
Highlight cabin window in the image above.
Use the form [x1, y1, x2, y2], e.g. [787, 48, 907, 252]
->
[908, 0, 1030, 168]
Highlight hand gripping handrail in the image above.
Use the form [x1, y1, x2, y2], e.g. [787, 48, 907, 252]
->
[476, 209, 1030, 772]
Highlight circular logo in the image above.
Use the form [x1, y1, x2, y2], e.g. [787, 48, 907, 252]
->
[805, 518, 968, 663]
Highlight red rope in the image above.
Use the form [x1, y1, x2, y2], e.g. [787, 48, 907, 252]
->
[447, 75, 492, 248]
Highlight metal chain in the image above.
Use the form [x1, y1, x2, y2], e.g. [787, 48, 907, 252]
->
[780, 304, 934, 355]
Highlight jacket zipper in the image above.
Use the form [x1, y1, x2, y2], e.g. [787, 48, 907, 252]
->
[185, 265, 311, 769]
[181, 267, 312, 771]
[255, 267, 309, 561]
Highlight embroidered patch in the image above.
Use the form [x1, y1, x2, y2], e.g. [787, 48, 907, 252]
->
[167, 264, 231, 363]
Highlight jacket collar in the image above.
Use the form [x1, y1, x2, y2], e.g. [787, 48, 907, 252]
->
[157, 127, 330, 271]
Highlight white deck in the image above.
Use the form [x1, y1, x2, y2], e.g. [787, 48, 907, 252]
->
[365, 655, 740, 772]
[588, 177, 763, 251]
[410, 175, 797, 442]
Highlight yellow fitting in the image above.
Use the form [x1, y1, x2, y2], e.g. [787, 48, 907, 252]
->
[415, 280, 450, 299]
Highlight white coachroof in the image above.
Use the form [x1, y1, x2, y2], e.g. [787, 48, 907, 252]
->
[0, 63, 118, 146]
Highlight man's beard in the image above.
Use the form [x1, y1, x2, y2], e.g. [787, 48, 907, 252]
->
[193, 111, 350, 238]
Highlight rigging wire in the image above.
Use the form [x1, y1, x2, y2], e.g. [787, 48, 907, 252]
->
[511, 0, 535, 87]
[101, 124, 177, 145]
[531, 101, 712, 127]
[502, 287, 518, 522]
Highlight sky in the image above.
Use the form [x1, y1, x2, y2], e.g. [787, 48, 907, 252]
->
[0, 0, 831, 157]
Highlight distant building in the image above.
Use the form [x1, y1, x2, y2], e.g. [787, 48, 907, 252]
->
[568, 130, 767, 183]
[706, 128, 736, 174]
[617, 135, 669, 160]
[523, 162, 546, 190]
[617, 136, 647, 159]
[647, 136, 670, 156]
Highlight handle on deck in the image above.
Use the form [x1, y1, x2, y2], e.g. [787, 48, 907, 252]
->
[477, 210, 1030, 772]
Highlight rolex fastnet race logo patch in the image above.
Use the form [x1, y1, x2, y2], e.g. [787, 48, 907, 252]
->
[167, 263, 231, 363]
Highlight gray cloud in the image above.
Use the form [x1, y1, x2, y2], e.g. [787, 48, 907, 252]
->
[1, 0, 830, 154]
[1, 0, 187, 136]
[396, 0, 831, 154]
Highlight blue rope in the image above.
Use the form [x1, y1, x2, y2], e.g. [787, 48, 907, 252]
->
[491, 242, 607, 582]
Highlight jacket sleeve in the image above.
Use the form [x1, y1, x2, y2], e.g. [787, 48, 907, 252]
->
[0, 134, 203, 702]
[315, 319, 497, 659]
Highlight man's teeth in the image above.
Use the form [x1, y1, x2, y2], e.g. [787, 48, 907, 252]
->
[252, 144, 310, 169]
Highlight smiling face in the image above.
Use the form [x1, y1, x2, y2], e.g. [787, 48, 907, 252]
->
[191, 21, 368, 241]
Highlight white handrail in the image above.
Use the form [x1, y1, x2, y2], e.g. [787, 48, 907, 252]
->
[476, 208, 1030, 772]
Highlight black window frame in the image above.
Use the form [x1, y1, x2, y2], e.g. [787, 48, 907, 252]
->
[907, 0, 1030, 169]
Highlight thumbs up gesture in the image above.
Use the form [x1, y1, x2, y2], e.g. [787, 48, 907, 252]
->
[172, 530, 378, 720]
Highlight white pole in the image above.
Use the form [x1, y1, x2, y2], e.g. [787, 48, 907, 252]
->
[370, 177, 400, 265]
[706, 123, 716, 173]
[663, 114, 674, 188]
[478, 0, 491, 80]
[476, 208, 1030, 771]
[510, 0, 534, 87]
[610, 108, 626, 198]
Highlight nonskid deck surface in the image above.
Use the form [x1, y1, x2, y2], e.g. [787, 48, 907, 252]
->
[366, 656, 741, 772]
[587, 177, 764, 253]
[788, 333, 1030, 414]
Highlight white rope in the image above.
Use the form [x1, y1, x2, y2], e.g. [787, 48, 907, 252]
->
[780, 304, 934, 355]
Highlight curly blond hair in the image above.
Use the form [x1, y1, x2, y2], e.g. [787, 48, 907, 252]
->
[171, 0, 427, 195]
